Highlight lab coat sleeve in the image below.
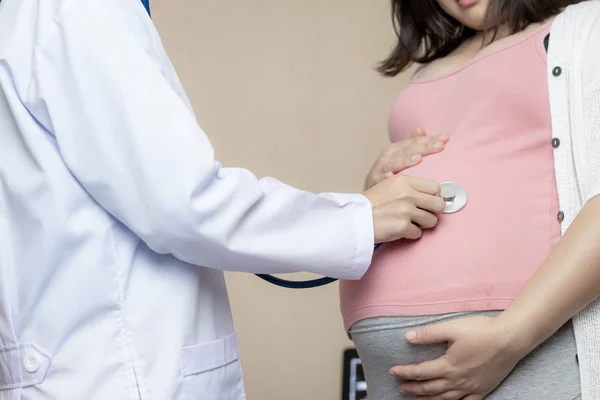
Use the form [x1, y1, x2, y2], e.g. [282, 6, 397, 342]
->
[24, 1, 374, 279]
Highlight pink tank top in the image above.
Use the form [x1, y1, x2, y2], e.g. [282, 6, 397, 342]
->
[340, 23, 561, 331]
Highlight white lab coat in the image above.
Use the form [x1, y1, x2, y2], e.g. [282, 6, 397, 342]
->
[0, 0, 374, 398]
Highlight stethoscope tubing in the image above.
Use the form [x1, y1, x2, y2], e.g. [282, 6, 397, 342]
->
[255, 182, 468, 289]
[255, 243, 382, 289]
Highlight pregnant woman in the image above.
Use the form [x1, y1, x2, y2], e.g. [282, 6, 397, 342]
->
[341, 0, 600, 399]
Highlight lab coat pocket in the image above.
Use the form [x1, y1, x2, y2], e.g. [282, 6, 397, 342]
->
[180, 333, 246, 400]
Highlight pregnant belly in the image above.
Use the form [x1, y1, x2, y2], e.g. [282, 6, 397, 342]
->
[340, 149, 558, 321]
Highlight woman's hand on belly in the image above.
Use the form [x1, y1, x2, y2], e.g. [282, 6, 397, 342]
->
[365, 129, 448, 190]
[389, 316, 524, 400]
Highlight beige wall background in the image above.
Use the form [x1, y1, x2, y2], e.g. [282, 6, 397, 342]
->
[151, 1, 411, 399]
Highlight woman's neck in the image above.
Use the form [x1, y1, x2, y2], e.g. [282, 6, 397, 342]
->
[473, 15, 557, 49]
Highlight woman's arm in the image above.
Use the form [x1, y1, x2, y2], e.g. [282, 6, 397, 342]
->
[496, 194, 600, 353]
[389, 196, 600, 400]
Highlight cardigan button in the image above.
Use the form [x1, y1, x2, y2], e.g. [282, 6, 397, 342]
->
[557, 211, 565, 223]
[552, 138, 561, 148]
[553, 66, 562, 77]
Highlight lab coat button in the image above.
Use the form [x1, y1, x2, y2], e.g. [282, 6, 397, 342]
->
[557, 211, 565, 223]
[552, 138, 560, 148]
[23, 351, 41, 373]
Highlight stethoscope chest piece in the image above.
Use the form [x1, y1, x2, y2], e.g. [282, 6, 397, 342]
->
[440, 182, 468, 214]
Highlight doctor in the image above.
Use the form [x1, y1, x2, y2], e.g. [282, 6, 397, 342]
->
[0, 0, 446, 399]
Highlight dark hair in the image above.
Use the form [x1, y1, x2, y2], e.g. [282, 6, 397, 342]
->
[378, 0, 586, 76]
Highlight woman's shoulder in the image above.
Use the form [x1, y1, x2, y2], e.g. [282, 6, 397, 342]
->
[558, 2, 600, 91]
[561, 1, 600, 26]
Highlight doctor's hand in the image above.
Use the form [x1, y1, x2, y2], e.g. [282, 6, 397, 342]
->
[389, 316, 525, 400]
[365, 129, 448, 190]
[364, 174, 445, 243]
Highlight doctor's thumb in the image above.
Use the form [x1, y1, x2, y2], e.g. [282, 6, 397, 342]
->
[405, 321, 454, 345]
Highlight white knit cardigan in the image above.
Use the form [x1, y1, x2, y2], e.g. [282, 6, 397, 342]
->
[548, 2, 600, 399]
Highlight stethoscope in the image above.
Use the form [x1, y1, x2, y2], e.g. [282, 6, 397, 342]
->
[138, 2, 469, 290]
[141, 0, 151, 15]
[256, 182, 468, 289]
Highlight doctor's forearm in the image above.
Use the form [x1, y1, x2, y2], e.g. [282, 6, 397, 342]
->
[497, 195, 600, 354]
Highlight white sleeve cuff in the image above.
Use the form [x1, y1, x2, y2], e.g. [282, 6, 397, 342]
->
[318, 193, 374, 280]
[347, 195, 376, 280]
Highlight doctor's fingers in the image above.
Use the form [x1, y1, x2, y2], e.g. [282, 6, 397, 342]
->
[401, 176, 442, 196]
[410, 209, 439, 230]
[399, 222, 423, 240]
[413, 191, 446, 215]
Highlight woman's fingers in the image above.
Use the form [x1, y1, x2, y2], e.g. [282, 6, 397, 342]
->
[391, 358, 449, 381]
[367, 130, 448, 190]
[461, 394, 485, 400]
[396, 134, 448, 158]
[384, 133, 448, 175]
[404, 134, 447, 156]
[414, 390, 466, 400]
[383, 153, 424, 176]
[399, 378, 452, 396]
[409, 128, 427, 138]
